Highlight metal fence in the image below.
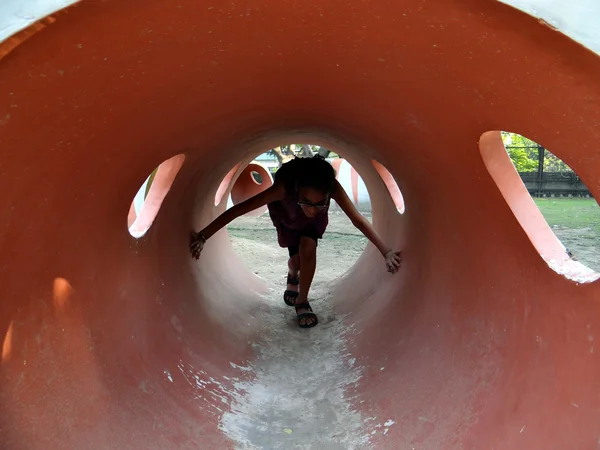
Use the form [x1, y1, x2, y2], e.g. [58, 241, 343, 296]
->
[505, 144, 591, 197]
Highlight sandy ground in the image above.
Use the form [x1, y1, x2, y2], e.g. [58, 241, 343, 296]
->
[550, 225, 600, 271]
[220, 211, 375, 449]
[227, 211, 370, 290]
[220, 212, 598, 448]
[227, 211, 600, 284]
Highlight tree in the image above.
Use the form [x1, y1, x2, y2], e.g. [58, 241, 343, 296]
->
[317, 146, 331, 158]
[543, 153, 571, 172]
[501, 132, 538, 172]
[266, 144, 340, 167]
[298, 144, 313, 158]
[507, 147, 538, 172]
[268, 146, 295, 166]
[501, 132, 573, 173]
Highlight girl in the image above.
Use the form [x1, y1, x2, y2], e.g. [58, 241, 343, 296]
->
[190, 155, 402, 328]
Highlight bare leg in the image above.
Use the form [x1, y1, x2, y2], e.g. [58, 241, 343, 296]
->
[296, 236, 317, 327]
[288, 254, 300, 278]
[284, 254, 301, 305]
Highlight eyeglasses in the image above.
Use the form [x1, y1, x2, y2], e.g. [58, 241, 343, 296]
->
[298, 201, 328, 210]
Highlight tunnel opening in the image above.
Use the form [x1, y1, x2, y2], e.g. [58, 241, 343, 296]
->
[191, 133, 406, 337]
[214, 163, 241, 207]
[480, 131, 599, 282]
[218, 146, 377, 292]
[372, 159, 405, 214]
[228, 162, 274, 217]
[250, 171, 263, 185]
[193, 141, 407, 447]
[128, 154, 186, 238]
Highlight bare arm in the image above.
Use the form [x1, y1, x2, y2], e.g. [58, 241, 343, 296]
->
[198, 182, 285, 240]
[331, 180, 391, 257]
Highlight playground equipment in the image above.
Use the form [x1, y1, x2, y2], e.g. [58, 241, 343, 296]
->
[229, 163, 273, 217]
[1, 0, 599, 448]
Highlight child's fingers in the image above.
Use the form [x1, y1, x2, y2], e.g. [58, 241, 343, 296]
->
[386, 259, 401, 273]
[190, 237, 203, 253]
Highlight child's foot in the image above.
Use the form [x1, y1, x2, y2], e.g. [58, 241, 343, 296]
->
[283, 272, 299, 306]
[295, 298, 318, 328]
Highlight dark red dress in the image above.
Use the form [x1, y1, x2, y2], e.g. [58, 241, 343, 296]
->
[267, 158, 329, 250]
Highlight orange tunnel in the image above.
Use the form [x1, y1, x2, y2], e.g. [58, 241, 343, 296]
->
[1, 0, 600, 449]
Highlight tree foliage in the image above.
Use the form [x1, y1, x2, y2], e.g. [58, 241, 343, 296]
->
[501, 132, 573, 173]
[267, 145, 338, 167]
[501, 132, 538, 172]
[543, 153, 571, 172]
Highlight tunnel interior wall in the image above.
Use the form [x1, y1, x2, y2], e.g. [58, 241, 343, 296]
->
[0, 0, 599, 448]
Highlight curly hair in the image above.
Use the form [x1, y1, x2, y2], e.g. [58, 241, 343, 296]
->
[275, 154, 337, 195]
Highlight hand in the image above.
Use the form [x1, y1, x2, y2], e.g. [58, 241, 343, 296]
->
[190, 232, 206, 260]
[385, 250, 402, 273]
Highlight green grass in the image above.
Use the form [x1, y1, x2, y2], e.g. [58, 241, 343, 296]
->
[534, 198, 600, 233]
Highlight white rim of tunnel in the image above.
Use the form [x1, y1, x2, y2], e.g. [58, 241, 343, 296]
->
[128, 154, 185, 238]
[479, 130, 599, 284]
[371, 160, 405, 214]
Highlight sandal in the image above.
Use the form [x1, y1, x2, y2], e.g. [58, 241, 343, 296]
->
[283, 274, 300, 306]
[295, 302, 318, 329]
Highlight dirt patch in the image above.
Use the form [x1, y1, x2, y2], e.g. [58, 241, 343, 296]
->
[227, 211, 370, 289]
[226, 212, 600, 284]
[220, 211, 600, 448]
[222, 212, 377, 449]
[552, 225, 600, 272]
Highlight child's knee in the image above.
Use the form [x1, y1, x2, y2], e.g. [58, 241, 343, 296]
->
[299, 236, 317, 257]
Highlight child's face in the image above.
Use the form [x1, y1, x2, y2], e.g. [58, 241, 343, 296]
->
[298, 186, 329, 217]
